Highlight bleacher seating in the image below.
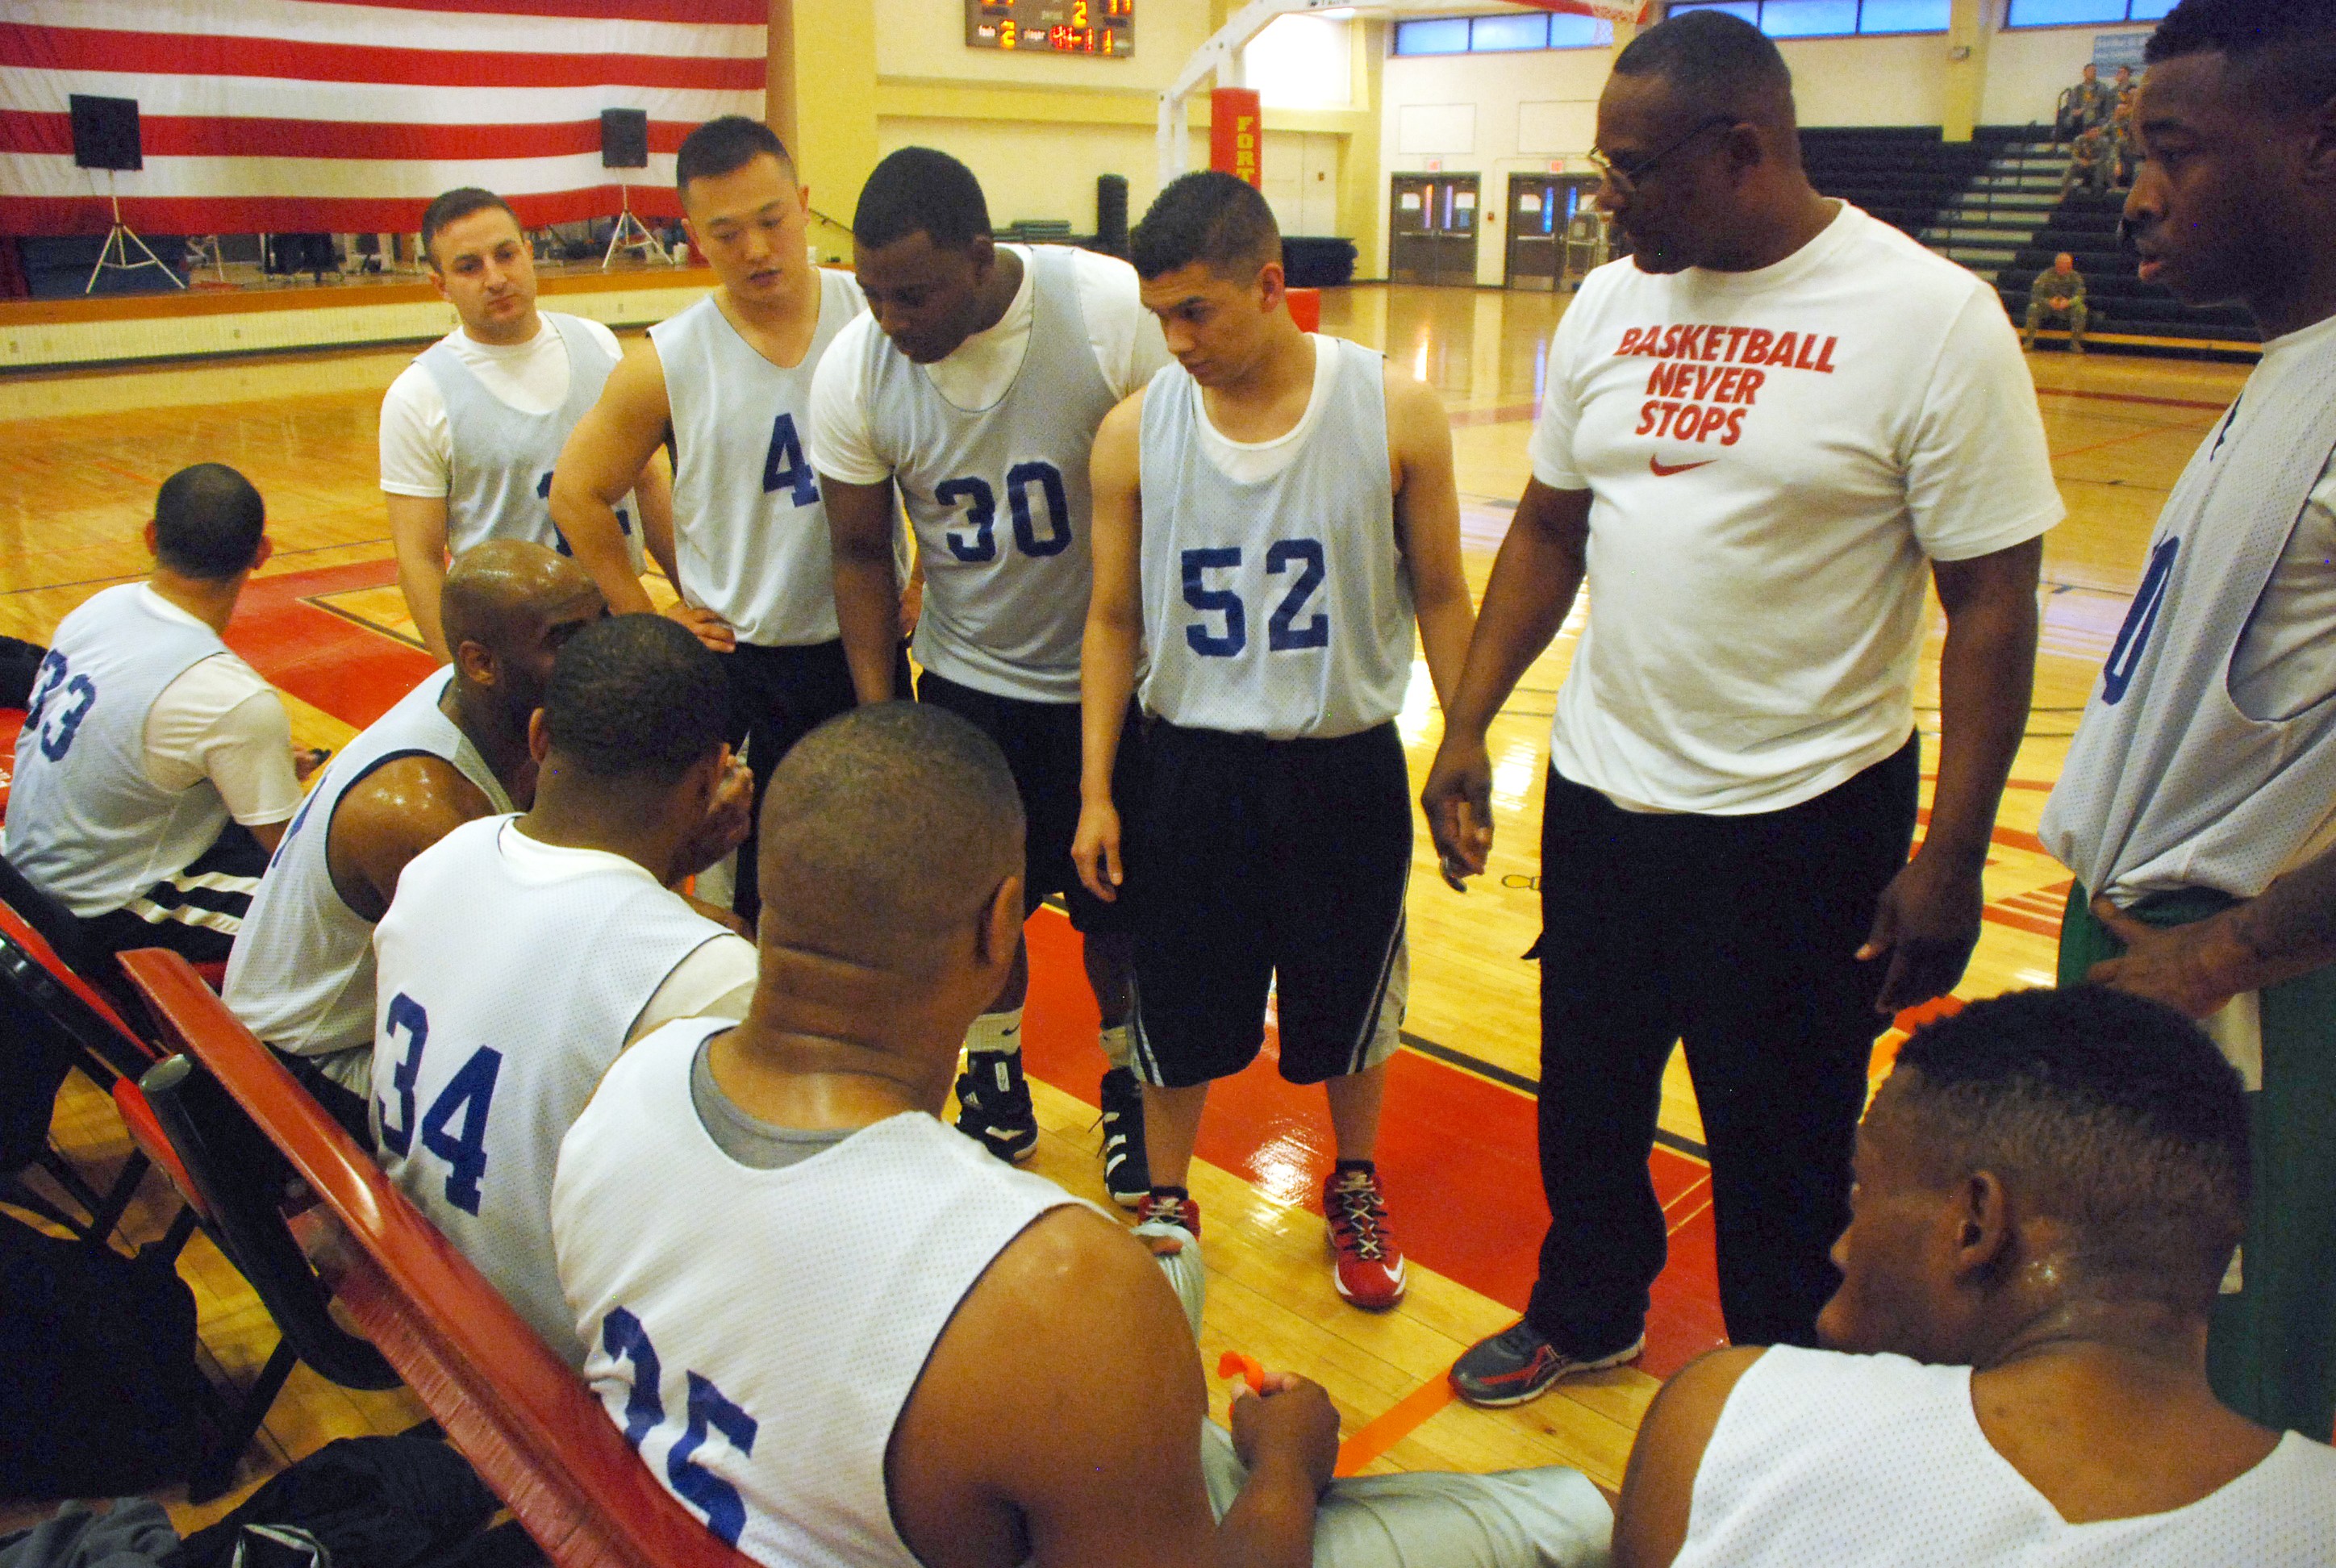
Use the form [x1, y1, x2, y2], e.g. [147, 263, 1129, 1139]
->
[1799, 127, 1997, 243]
[1801, 125, 2263, 359]
[1995, 187, 2259, 354]
[118, 947, 761, 1568]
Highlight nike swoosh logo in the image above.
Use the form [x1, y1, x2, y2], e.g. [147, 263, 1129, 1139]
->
[1650, 457, 1717, 477]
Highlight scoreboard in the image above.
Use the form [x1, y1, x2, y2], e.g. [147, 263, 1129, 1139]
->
[965, 0, 1133, 56]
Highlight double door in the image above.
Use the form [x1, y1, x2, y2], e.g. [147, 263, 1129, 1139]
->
[1388, 174, 1479, 287]
[1504, 175, 1605, 290]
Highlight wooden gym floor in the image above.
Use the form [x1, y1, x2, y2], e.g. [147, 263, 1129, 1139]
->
[0, 283, 2243, 1533]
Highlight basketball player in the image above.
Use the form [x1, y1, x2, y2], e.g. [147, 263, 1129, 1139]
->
[382, 187, 673, 662]
[553, 704, 1610, 1568]
[550, 116, 873, 920]
[1612, 987, 2336, 1567]
[223, 541, 603, 1139]
[1420, 10, 2059, 1399]
[810, 146, 1172, 1202]
[1074, 173, 1477, 1312]
[373, 615, 751, 1364]
[2039, 0, 2336, 1439]
[6, 464, 312, 963]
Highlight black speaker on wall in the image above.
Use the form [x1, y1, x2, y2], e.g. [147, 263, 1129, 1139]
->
[70, 95, 142, 172]
[601, 109, 650, 170]
[1096, 173, 1128, 258]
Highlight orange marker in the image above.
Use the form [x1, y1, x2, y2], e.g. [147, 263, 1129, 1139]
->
[1216, 1350, 1266, 1395]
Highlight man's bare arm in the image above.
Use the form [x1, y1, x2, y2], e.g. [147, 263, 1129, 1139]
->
[1073, 394, 1146, 903]
[324, 755, 499, 923]
[1417, 480, 1591, 878]
[1385, 370, 1476, 711]
[1858, 536, 2042, 1012]
[549, 349, 707, 633]
[824, 475, 906, 704]
[633, 444, 680, 587]
[2092, 842, 2336, 1016]
[1611, 1347, 1762, 1568]
[386, 494, 455, 663]
[890, 1206, 1333, 1568]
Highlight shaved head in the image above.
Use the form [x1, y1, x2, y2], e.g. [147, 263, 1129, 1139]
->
[756, 703, 1024, 974]
[440, 539, 594, 649]
[439, 540, 603, 727]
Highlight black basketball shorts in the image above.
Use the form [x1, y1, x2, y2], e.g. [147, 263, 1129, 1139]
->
[916, 669, 1140, 936]
[1127, 719, 1411, 1090]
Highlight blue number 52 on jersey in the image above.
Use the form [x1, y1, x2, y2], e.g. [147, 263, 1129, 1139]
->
[1179, 539, 1330, 658]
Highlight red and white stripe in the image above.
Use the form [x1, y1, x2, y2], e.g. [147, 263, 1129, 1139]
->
[0, 0, 765, 236]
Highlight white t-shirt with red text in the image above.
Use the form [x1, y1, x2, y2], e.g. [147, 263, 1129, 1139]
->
[1529, 202, 2063, 814]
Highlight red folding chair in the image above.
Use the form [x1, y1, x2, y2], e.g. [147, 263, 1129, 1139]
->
[121, 948, 761, 1566]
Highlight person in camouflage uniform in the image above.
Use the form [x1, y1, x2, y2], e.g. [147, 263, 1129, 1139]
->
[2024, 253, 2089, 354]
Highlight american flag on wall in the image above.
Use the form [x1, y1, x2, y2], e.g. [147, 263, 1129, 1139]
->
[0, 0, 766, 237]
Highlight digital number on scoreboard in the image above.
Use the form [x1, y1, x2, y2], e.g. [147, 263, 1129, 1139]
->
[966, 0, 1133, 56]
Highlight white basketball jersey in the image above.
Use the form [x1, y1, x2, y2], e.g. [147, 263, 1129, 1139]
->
[2042, 336, 2336, 903]
[651, 273, 864, 648]
[866, 246, 1119, 703]
[1676, 1346, 2336, 1566]
[419, 312, 642, 567]
[553, 1022, 1089, 1566]
[5, 585, 233, 918]
[224, 667, 512, 1073]
[372, 815, 724, 1364]
[1137, 338, 1413, 739]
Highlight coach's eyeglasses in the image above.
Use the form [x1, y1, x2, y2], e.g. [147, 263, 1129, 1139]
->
[1588, 116, 1737, 199]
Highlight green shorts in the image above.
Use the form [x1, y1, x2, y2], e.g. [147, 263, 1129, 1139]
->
[2061, 883, 2336, 1438]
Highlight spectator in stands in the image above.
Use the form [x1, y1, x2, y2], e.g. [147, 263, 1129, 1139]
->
[1608, 986, 2336, 1568]
[3, 465, 319, 966]
[2023, 253, 2089, 355]
[2063, 123, 2113, 198]
[2111, 97, 2142, 189]
[223, 541, 603, 1141]
[372, 615, 750, 1365]
[2063, 61, 2113, 139]
[553, 703, 1614, 1568]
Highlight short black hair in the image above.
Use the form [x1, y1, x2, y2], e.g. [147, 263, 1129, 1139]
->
[541, 615, 728, 786]
[2148, 0, 2336, 112]
[757, 702, 1024, 965]
[1130, 171, 1281, 281]
[152, 464, 265, 580]
[419, 188, 522, 265]
[1613, 7, 1796, 123]
[1887, 986, 2250, 1312]
[853, 147, 991, 252]
[676, 116, 793, 198]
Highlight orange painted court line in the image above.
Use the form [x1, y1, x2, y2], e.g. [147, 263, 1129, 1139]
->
[2035, 385, 2233, 414]
[1334, 1375, 1458, 1478]
[2050, 416, 2213, 464]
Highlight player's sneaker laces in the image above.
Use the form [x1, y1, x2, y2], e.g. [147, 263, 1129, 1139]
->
[1134, 1189, 1199, 1237]
[954, 1049, 1037, 1165]
[1097, 1066, 1150, 1207]
[1324, 1167, 1407, 1311]
[1449, 1321, 1643, 1408]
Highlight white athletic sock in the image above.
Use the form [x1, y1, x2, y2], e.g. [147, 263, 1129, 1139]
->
[966, 1007, 1024, 1059]
[1098, 1023, 1133, 1073]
